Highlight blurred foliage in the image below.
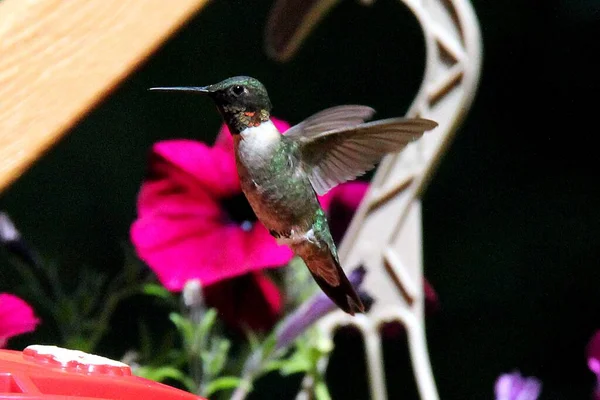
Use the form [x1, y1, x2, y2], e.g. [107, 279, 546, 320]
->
[2, 236, 338, 399]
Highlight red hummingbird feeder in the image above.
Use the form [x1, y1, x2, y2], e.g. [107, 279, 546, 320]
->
[0, 345, 206, 400]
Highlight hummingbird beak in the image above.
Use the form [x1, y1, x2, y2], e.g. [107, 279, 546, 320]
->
[148, 86, 212, 94]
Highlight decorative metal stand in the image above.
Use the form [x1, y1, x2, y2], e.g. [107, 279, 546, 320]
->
[295, 0, 482, 398]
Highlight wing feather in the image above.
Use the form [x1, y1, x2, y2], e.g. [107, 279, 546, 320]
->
[298, 117, 438, 194]
[284, 105, 376, 139]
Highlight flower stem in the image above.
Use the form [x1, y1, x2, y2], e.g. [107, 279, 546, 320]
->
[182, 280, 206, 394]
[229, 375, 253, 400]
[86, 286, 140, 352]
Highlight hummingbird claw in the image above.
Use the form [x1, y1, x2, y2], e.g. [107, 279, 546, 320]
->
[274, 228, 318, 246]
[304, 228, 318, 245]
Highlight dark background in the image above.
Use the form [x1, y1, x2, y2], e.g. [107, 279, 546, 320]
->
[1, 0, 599, 398]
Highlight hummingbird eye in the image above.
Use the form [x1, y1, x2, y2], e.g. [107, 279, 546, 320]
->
[231, 85, 245, 96]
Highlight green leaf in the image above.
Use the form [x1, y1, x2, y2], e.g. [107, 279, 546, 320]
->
[136, 366, 195, 391]
[142, 283, 173, 300]
[294, 335, 309, 354]
[137, 321, 184, 366]
[314, 381, 332, 400]
[245, 329, 261, 352]
[203, 376, 244, 397]
[280, 353, 311, 376]
[261, 332, 278, 359]
[314, 335, 334, 354]
[215, 338, 231, 372]
[191, 308, 218, 354]
[262, 359, 288, 373]
[198, 308, 218, 339]
[169, 312, 194, 346]
[204, 338, 231, 376]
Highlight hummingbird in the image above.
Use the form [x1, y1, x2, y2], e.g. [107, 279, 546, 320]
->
[150, 76, 437, 315]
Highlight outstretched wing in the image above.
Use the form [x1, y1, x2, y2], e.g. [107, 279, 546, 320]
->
[286, 105, 438, 195]
[284, 105, 376, 139]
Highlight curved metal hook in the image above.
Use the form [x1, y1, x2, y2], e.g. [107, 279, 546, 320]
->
[265, 0, 482, 398]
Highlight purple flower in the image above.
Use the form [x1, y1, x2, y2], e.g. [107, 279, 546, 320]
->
[495, 372, 541, 400]
[0, 212, 38, 268]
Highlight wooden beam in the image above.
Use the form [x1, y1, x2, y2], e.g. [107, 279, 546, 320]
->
[0, 0, 209, 191]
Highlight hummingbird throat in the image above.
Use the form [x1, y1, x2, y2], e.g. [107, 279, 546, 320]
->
[221, 106, 270, 134]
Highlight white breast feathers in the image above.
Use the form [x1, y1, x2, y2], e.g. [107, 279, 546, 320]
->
[238, 120, 282, 161]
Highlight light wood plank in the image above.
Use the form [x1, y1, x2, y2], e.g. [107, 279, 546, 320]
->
[0, 0, 209, 191]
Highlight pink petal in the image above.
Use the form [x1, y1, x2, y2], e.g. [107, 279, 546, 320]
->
[133, 119, 294, 292]
[319, 181, 369, 212]
[588, 331, 600, 375]
[424, 279, 440, 314]
[152, 140, 240, 198]
[214, 117, 292, 153]
[0, 293, 39, 348]
[137, 153, 223, 219]
[214, 124, 235, 154]
[271, 117, 292, 134]
[318, 181, 369, 243]
[204, 272, 282, 331]
[132, 218, 292, 291]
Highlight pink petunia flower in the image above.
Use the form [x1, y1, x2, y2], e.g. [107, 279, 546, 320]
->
[319, 181, 368, 245]
[587, 330, 600, 399]
[203, 272, 282, 331]
[0, 293, 40, 348]
[131, 118, 294, 292]
[131, 119, 295, 330]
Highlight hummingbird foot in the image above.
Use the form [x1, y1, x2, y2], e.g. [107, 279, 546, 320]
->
[274, 228, 318, 247]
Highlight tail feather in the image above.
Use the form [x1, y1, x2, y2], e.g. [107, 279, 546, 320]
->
[292, 240, 365, 315]
[308, 259, 365, 315]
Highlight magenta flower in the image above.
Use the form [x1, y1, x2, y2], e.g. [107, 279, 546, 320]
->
[587, 330, 600, 399]
[495, 372, 541, 400]
[318, 181, 368, 245]
[131, 118, 294, 330]
[0, 293, 40, 348]
[131, 119, 294, 291]
[203, 272, 282, 331]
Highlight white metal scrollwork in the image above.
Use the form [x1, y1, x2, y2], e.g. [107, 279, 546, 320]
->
[299, 0, 482, 399]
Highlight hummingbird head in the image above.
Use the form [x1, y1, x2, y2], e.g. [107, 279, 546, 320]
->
[150, 76, 272, 134]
